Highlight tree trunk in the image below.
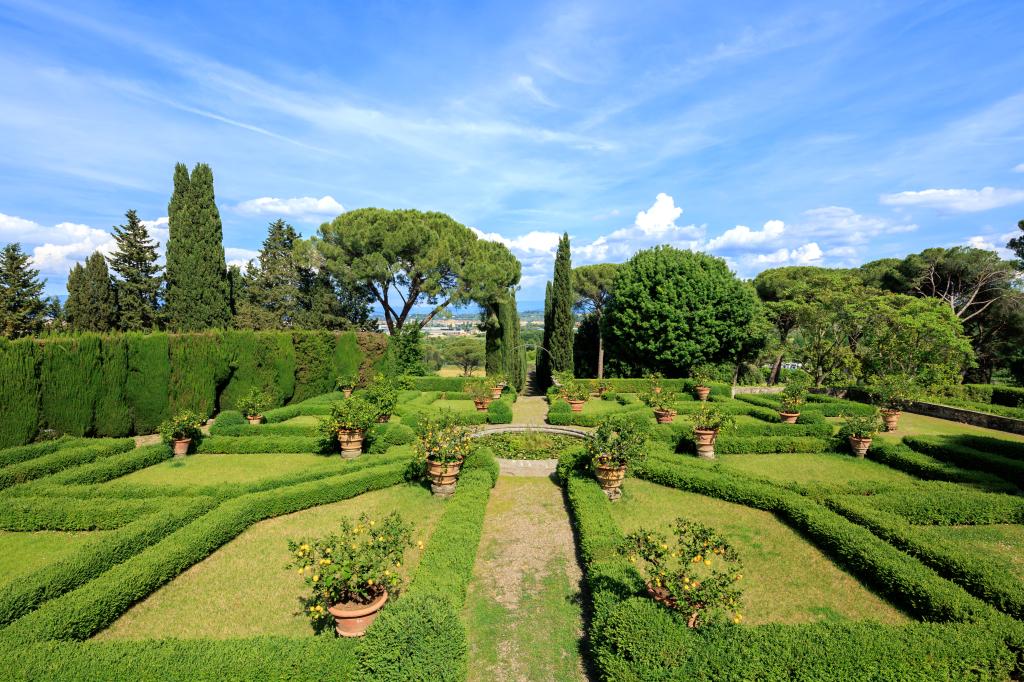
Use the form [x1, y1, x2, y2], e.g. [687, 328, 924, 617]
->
[597, 329, 605, 379]
[768, 354, 784, 385]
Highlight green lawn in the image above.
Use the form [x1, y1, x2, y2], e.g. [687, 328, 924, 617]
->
[0, 530, 108, 588]
[463, 477, 587, 682]
[278, 415, 320, 427]
[610, 479, 909, 625]
[111, 453, 349, 487]
[915, 524, 1024, 583]
[96, 484, 445, 640]
[717, 452, 920, 487]
[510, 396, 550, 426]
[430, 398, 480, 413]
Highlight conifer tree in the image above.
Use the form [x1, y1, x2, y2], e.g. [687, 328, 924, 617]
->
[108, 209, 162, 330]
[549, 232, 574, 374]
[164, 162, 231, 330]
[236, 219, 303, 329]
[0, 242, 46, 338]
[65, 251, 117, 332]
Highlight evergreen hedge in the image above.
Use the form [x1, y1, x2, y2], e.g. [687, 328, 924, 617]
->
[904, 436, 1024, 485]
[0, 338, 38, 447]
[39, 336, 102, 436]
[168, 332, 228, 418]
[94, 335, 131, 437]
[126, 332, 170, 434]
[292, 330, 336, 402]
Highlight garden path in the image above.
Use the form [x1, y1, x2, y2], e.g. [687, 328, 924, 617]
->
[510, 396, 550, 425]
[463, 475, 591, 682]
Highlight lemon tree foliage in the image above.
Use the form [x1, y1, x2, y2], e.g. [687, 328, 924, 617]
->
[604, 246, 765, 376]
[315, 208, 520, 333]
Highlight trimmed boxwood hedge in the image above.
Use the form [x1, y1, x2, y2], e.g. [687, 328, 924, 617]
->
[0, 439, 135, 490]
[866, 441, 1017, 492]
[904, 436, 1024, 485]
[0, 496, 165, 531]
[0, 437, 76, 468]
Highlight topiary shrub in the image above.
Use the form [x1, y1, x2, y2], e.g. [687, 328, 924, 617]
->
[486, 398, 513, 424]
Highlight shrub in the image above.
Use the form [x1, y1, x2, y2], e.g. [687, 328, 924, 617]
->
[486, 398, 513, 424]
[288, 512, 412, 632]
[0, 437, 72, 468]
[0, 338, 38, 447]
[904, 436, 1024, 483]
[0, 439, 134, 490]
[779, 370, 812, 413]
[363, 374, 399, 418]
[588, 416, 650, 468]
[293, 331, 339, 402]
[688, 402, 735, 432]
[168, 332, 228, 419]
[867, 442, 1016, 491]
[235, 388, 271, 418]
[366, 422, 416, 454]
[837, 412, 882, 440]
[415, 412, 473, 465]
[126, 332, 170, 434]
[866, 373, 918, 411]
[94, 335, 132, 437]
[39, 335, 101, 436]
[318, 397, 379, 442]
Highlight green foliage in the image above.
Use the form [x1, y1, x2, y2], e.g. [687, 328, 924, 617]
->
[64, 252, 118, 332]
[233, 220, 303, 329]
[0, 439, 134, 490]
[219, 330, 296, 410]
[0, 437, 71, 468]
[904, 436, 1024, 484]
[94, 335, 132, 437]
[363, 374, 400, 417]
[589, 416, 650, 467]
[688, 402, 735, 432]
[866, 441, 1016, 491]
[235, 388, 271, 418]
[550, 232, 574, 374]
[0, 338, 38, 446]
[287, 512, 412, 631]
[332, 331, 362, 384]
[619, 518, 744, 627]
[486, 397, 513, 424]
[0, 242, 46, 338]
[779, 370, 812, 412]
[168, 332, 228, 418]
[837, 411, 882, 440]
[472, 432, 584, 460]
[319, 396, 379, 435]
[414, 411, 473, 464]
[108, 209, 162, 331]
[39, 335, 101, 436]
[158, 410, 202, 444]
[292, 330, 336, 401]
[605, 246, 765, 376]
[164, 162, 231, 331]
[315, 207, 520, 333]
[126, 332, 170, 433]
[366, 422, 416, 454]
[537, 281, 553, 390]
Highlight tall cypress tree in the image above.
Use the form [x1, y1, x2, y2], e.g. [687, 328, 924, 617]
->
[537, 280, 553, 389]
[549, 232, 574, 374]
[164, 162, 230, 331]
[0, 242, 46, 338]
[65, 252, 117, 332]
[108, 209, 162, 331]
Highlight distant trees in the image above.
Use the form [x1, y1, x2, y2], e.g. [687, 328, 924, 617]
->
[108, 210, 162, 331]
[164, 162, 231, 331]
[235, 219, 303, 329]
[0, 243, 46, 338]
[1008, 218, 1024, 265]
[315, 208, 519, 333]
[65, 252, 117, 332]
[573, 262, 617, 379]
[605, 246, 764, 376]
[445, 336, 485, 376]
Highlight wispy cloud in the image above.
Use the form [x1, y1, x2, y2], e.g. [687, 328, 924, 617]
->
[880, 187, 1024, 213]
[236, 196, 344, 222]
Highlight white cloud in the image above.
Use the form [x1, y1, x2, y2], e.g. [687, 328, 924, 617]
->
[1014, 163, 1024, 173]
[225, 246, 260, 269]
[797, 206, 916, 243]
[880, 187, 1024, 213]
[1, 212, 115, 275]
[471, 227, 562, 256]
[965, 230, 1017, 259]
[746, 242, 823, 267]
[142, 216, 169, 246]
[633, 192, 683, 237]
[706, 219, 784, 251]
[235, 195, 344, 221]
[512, 75, 555, 107]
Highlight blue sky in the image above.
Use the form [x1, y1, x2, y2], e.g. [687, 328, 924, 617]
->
[1, 0, 1023, 308]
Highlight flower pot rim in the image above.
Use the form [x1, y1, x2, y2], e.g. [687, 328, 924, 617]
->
[779, 411, 800, 417]
[173, 437, 192, 444]
[693, 428, 719, 435]
[327, 589, 389, 618]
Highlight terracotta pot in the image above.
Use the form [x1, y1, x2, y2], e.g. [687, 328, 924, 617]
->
[337, 428, 365, 458]
[376, 413, 390, 423]
[328, 590, 388, 637]
[426, 456, 464, 497]
[595, 462, 627, 500]
[342, 388, 353, 399]
[172, 438, 191, 457]
[247, 415, 263, 425]
[881, 409, 901, 432]
[849, 436, 872, 458]
[693, 429, 718, 459]
[568, 399, 586, 412]
[779, 412, 799, 424]
[490, 386, 503, 400]
[473, 398, 491, 412]
[654, 408, 676, 424]
[695, 386, 711, 401]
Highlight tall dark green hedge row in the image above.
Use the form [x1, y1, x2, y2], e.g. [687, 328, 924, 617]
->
[0, 331, 385, 446]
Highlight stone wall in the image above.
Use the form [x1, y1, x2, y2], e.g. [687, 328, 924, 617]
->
[904, 401, 1024, 436]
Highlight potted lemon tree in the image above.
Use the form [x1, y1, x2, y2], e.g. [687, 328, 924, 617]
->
[562, 378, 590, 412]
[488, 372, 507, 400]
[417, 412, 473, 497]
[644, 389, 678, 423]
[618, 517, 745, 628]
[287, 512, 412, 637]
[364, 374, 399, 423]
[336, 371, 359, 399]
[467, 379, 494, 411]
[159, 410, 202, 457]
[589, 416, 649, 500]
[838, 412, 882, 458]
[868, 374, 916, 432]
[318, 396, 378, 458]
[691, 365, 713, 401]
[779, 371, 811, 424]
[688, 402, 734, 459]
[237, 388, 271, 425]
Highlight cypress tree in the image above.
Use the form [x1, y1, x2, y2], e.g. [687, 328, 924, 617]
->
[164, 162, 231, 331]
[537, 281, 553, 389]
[0, 338, 39, 446]
[65, 252, 117, 332]
[550, 232, 574, 374]
[0, 243, 46, 339]
[108, 209, 162, 331]
[236, 220, 303, 329]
